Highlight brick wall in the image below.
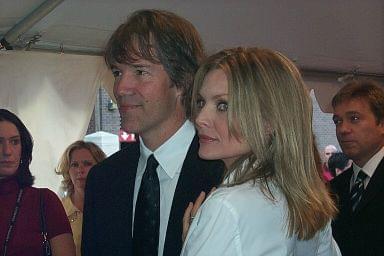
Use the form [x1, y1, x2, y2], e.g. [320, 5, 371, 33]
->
[86, 87, 120, 135]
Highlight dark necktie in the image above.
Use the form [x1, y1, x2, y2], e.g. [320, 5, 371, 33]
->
[133, 154, 160, 256]
[350, 170, 367, 211]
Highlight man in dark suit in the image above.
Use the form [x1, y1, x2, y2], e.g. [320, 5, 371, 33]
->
[331, 80, 384, 256]
[82, 10, 223, 256]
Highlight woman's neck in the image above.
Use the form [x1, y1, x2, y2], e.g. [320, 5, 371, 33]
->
[70, 189, 84, 212]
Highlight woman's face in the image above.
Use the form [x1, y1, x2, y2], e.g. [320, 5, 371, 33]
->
[0, 121, 22, 177]
[69, 148, 97, 192]
[195, 69, 251, 168]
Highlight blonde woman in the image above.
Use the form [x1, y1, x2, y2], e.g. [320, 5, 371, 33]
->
[181, 48, 340, 255]
[56, 141, 106, 256]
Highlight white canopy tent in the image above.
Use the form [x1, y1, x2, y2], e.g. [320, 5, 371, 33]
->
[0, 50, 113, 191]
[0, 0, 383, 192]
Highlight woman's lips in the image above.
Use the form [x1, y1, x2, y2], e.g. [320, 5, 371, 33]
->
[199, 134, 217, 143]
[0, 161, 17, 166]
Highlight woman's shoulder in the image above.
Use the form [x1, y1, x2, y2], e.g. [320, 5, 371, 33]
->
[213, 181, 283, 205]
[26, 187, 63, 206]
[61, 196, 78, 215]
[204, 181, 285, 220]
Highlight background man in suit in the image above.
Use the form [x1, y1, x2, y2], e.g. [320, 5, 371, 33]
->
[82, 10, 223, 256]
[331, 80, 384, 256]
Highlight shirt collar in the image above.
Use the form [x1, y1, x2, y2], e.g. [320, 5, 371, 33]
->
[353, 146, 384, 180]
[139, 120, 195, 179]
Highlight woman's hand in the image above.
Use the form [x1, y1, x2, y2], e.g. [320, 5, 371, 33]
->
[182, 187, 217, 242]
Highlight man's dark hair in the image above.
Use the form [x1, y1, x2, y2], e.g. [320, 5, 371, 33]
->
[104, 9, 205, 117]
[332, 79, 384, 124]
[0, 109, 34, 187]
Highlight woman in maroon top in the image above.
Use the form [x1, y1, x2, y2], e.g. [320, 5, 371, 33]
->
[0, 109, 75, 256]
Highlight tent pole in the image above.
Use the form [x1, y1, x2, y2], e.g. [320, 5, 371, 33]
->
[0, 0, 64, 50]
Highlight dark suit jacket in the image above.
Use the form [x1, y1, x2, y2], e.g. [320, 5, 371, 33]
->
[331, 157, 384, 256]
[82, 135, 224, 256]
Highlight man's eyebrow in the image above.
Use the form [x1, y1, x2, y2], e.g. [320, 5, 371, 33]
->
[345, 111, 360, 115]
[130, 64, 150, 68]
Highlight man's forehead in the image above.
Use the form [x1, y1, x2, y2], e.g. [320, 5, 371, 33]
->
[112, 58, 164, 71]
[334, 98, 370, 112]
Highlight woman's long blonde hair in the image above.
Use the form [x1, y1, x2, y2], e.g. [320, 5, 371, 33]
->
[192, 47, 337, 240]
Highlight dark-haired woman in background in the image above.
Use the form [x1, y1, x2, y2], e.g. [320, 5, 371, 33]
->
[0, 109, 75, 256]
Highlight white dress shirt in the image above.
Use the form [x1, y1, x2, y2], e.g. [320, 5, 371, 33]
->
[351, 146, 384, 190]
[132, 120, 195, 256]
[181, 179, 341, 256]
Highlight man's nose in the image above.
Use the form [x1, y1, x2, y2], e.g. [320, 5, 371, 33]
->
[337, 121, 351, 135]
[114, 73, 137, 97]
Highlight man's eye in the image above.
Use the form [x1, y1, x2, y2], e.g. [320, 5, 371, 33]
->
[135, 69, 149, 76]
[111, 68, 121, 78]
[332, 117, 341, 125]
[217, 102, 228, 112]
[350, 115, 360, 122]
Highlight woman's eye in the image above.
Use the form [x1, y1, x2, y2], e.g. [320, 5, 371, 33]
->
[83, 161, 95, 167]
[217, 102, 228, 112]
[196, 99, 205, 109]
[70, 162, 79, 168]
[111, 68, 122, 78]
[10, 138, 20, 145]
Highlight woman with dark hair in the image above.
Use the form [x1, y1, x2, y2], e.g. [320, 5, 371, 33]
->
[0, 109, 75, 255]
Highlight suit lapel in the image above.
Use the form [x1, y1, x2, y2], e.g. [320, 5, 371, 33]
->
[355, 157, 384, 213]
[163, 135, 223, 256]
[163, 136, 200, 255]
[108, 142, 140, 237]
[332, 168, 354, 216]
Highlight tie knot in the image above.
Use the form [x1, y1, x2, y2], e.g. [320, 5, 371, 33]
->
[356, 170, 367, 183]
[146, 154, 159, 170]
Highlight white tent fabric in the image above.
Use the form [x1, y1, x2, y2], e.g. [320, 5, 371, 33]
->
[84, 131, 119, 157]
[0, 50, 113, 192]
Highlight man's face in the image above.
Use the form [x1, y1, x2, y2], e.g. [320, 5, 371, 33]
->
[333, 98, 384, 167]
[112, 58, 184, 148]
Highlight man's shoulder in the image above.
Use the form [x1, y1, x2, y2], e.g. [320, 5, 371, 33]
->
[331, 167, 352, 189]
[88, 143, 140, 179]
